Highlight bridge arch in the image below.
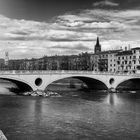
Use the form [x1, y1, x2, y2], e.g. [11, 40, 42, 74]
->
[45, 76, 108, 91]
[0, 76, 33, 93]
[116, 77, 140, 91]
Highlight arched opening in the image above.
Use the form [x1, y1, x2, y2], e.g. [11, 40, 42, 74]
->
[116, 78, 140, 91]
[109, 78, 115, 85]
[73, 76, 107, 90]
[35, 78, 42, 86]
[0, 78, 33, 95]
[46, 76, 108, 92]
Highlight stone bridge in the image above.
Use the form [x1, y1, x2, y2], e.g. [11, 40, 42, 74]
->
[0, 70, 140, 92]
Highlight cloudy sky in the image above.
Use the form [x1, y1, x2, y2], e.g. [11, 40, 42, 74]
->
[0, 0, 140, 59]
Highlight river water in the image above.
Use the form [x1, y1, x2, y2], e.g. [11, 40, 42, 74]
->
[0, 81, 140, 140]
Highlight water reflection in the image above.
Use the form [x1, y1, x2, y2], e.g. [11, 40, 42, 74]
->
[105, 93, 120, 106]
[80, 90, 108, 102]
[108, 93, 115, 105]
[0, 82, 140, 140]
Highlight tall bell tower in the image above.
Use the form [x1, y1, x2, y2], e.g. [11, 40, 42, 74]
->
[94, 37, 101, 53]
[5, 51, 9, 66]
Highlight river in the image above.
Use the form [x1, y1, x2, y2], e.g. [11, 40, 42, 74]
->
[0, 80, 140, 140]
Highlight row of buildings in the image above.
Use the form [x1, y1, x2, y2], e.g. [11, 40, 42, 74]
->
[1, 52, 91, 71]
[1, 37, 140, 74]
[91, 37, 140, 74]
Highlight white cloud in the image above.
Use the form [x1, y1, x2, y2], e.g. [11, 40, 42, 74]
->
[0, 6, 140, 59]
[115, 10, 140, 19]
[93, 0, 119, 7]
[80, 21, 128, 30]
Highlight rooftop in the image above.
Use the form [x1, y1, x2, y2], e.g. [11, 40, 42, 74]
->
[131, 47, 140, 50]
[94, 49, 122, 55]
[116, 50, 132, 56]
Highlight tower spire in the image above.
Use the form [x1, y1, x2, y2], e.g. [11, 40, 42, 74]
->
[94, 37, 101, 53]
[96, 37, 100, 46]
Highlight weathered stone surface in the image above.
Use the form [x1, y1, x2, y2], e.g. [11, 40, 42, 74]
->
[0, 130, 7, 140]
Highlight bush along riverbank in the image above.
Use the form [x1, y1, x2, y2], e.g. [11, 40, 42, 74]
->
[23, 90, 61, 97]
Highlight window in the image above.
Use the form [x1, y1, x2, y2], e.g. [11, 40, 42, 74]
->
[122, 56, 124, 59]
[110, 64, 112, 67]
[125, 61, 127, 64]
[114, 64, 116, 66]
[117, 61, 120, 65]
[133, 60, 136, 64]
[130, 56, 132, 59]
[133, 56, 136, 59]
[118, 57, 120, 60]
[137, 65, 140, 70]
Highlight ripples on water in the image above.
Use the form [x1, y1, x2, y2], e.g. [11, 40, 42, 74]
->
[0, 81, 140, 140]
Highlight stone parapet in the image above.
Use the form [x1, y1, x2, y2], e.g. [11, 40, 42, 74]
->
[0, 130, 7, 140]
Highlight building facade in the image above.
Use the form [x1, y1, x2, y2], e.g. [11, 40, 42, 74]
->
[90, 37, 140, 74]
[116, 48, 140, 74]
[90, 37, 121, 72]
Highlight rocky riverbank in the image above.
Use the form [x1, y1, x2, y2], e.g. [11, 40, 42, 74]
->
[23, 90, 61, 97]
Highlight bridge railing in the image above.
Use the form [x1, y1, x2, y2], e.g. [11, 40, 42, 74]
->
[0, 70, 139, 76]
[0, 70, 96, 75]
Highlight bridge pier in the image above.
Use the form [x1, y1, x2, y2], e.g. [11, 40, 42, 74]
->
[107, 88, 116, 93]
